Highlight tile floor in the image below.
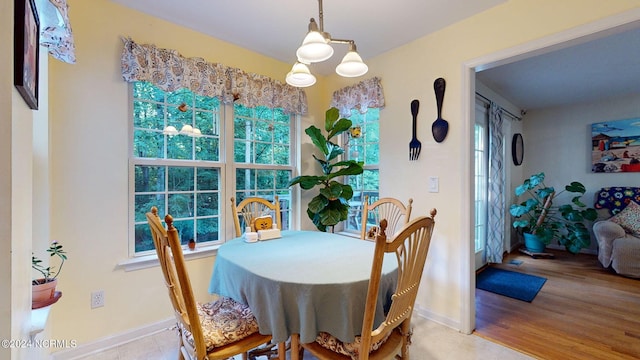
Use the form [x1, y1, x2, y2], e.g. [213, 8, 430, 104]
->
[78, 315, 532, 360]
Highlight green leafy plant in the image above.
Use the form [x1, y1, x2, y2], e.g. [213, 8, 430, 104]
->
[510, 172, 598, 254]
[288, 107, 364, 231]
[32, 241, 68, 285]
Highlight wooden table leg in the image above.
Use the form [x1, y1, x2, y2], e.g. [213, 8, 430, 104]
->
[291, 334, 300, 360]
[278, 341, 286, 360]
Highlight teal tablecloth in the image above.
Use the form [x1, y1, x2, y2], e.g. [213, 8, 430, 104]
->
[209, 230, 397, 344]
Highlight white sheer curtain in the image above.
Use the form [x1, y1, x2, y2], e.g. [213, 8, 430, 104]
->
[486, 102, 505, 263]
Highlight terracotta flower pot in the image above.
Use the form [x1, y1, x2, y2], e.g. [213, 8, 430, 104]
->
[32, 278, 57, 303]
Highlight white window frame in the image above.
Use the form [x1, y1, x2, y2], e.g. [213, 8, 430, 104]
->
[127, 82, 296, 261]
[474, 101, 489, 267]
[228, 104, 297, 239]
[342, 108, 380, 235]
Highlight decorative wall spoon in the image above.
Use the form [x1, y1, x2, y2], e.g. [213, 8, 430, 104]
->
[432, 78, 449, 143]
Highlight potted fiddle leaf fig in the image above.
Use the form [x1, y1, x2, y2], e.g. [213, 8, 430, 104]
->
[32, 241, 67, 308]
[510, 172, 598, 254]
[288, 107, 364, 231]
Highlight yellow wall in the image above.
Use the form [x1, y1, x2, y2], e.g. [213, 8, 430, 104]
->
[4, 0, 52, 357]
[47, 0, 327, 346]
[327, 0, 640, 328]
[9, 87, 36, 360]
[45, 0, 640, 350]
[1, 0, 14, 357]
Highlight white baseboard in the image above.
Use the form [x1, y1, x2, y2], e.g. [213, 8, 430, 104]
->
[51, 318, 175, 360]
[412, 304, 461, 331]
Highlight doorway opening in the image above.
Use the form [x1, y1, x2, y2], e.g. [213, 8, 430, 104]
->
[462, 13, 640, 334]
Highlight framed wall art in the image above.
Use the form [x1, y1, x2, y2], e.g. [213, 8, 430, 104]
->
[14, 0, 40, 110]
[591, 118, 640, 173]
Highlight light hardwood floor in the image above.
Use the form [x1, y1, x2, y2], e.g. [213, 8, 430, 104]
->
[474, 248, 640, 360]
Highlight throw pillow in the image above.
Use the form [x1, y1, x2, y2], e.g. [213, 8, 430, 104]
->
[609, 200, 640, 236]
[595, 187, 640, 215]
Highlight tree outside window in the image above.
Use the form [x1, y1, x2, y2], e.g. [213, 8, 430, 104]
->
[233, 104, 293, 230]
[131, 82, 294, 255]
[344, 108, 380, 233]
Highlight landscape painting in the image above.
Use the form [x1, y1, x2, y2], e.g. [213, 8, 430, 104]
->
[592, 118, 640, 173]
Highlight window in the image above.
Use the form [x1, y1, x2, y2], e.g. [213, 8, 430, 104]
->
[344, 108, 380, 233]
[233, 104, 293, 230]
[131, 82, 222, 254]
[474, 101, 489, 266]
[474, 123, 488, 253]
[131, 82, 294, 255]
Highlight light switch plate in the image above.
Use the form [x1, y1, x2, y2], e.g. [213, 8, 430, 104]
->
[428, 176, 439, 193]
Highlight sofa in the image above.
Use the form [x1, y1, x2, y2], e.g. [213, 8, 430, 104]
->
[593, 187, 640, 278]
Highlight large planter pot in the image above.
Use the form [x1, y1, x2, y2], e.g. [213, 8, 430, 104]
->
[32, 278, 61, 309]
[523, 232, 546, 253]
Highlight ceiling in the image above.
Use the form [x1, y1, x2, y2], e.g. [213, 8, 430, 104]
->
[109, 0, 506, 74]
[110, 0, 640, 111]
[476, 26, 640, 111]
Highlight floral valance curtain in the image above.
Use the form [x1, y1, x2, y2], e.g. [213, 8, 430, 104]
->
[38, 0, 76, 64]
[331, 77, 385, 117]
[120, 38, 308, 115]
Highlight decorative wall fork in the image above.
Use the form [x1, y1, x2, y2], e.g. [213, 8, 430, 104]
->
[409, 99, 421, 161]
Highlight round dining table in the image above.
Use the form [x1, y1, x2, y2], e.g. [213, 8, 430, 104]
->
[208, 230, 398, 347]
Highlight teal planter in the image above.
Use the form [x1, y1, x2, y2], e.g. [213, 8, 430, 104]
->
[524, 232, 546, 253]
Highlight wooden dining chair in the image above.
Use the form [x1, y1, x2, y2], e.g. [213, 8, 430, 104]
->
[302, 209, 437, 360]
[231, 196, 282, 237]
[145, 207, 274, 360]
[361, 197, 413, 240]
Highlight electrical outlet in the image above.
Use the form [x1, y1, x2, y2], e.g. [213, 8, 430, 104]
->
[91, 290, 105, 309]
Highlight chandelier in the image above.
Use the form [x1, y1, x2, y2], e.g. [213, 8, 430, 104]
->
[285, 0, 368, 87]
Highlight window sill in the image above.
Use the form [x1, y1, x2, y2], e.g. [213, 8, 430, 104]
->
[117, 244, 219, 272]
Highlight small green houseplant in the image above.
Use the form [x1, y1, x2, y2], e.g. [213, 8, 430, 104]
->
[32, 241, 67, 284]
[510, 172, 597, 254]
[288, 108, 364, 231]
[32, 241, 67, 307]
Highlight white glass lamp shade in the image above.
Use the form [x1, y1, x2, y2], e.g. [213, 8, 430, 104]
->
[180, 124, 194, 135]
[296, 31, 334, 63]
[335, 50, 368, 77]
[163, 125, 179, 135]
[286, 62, 317, 87]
